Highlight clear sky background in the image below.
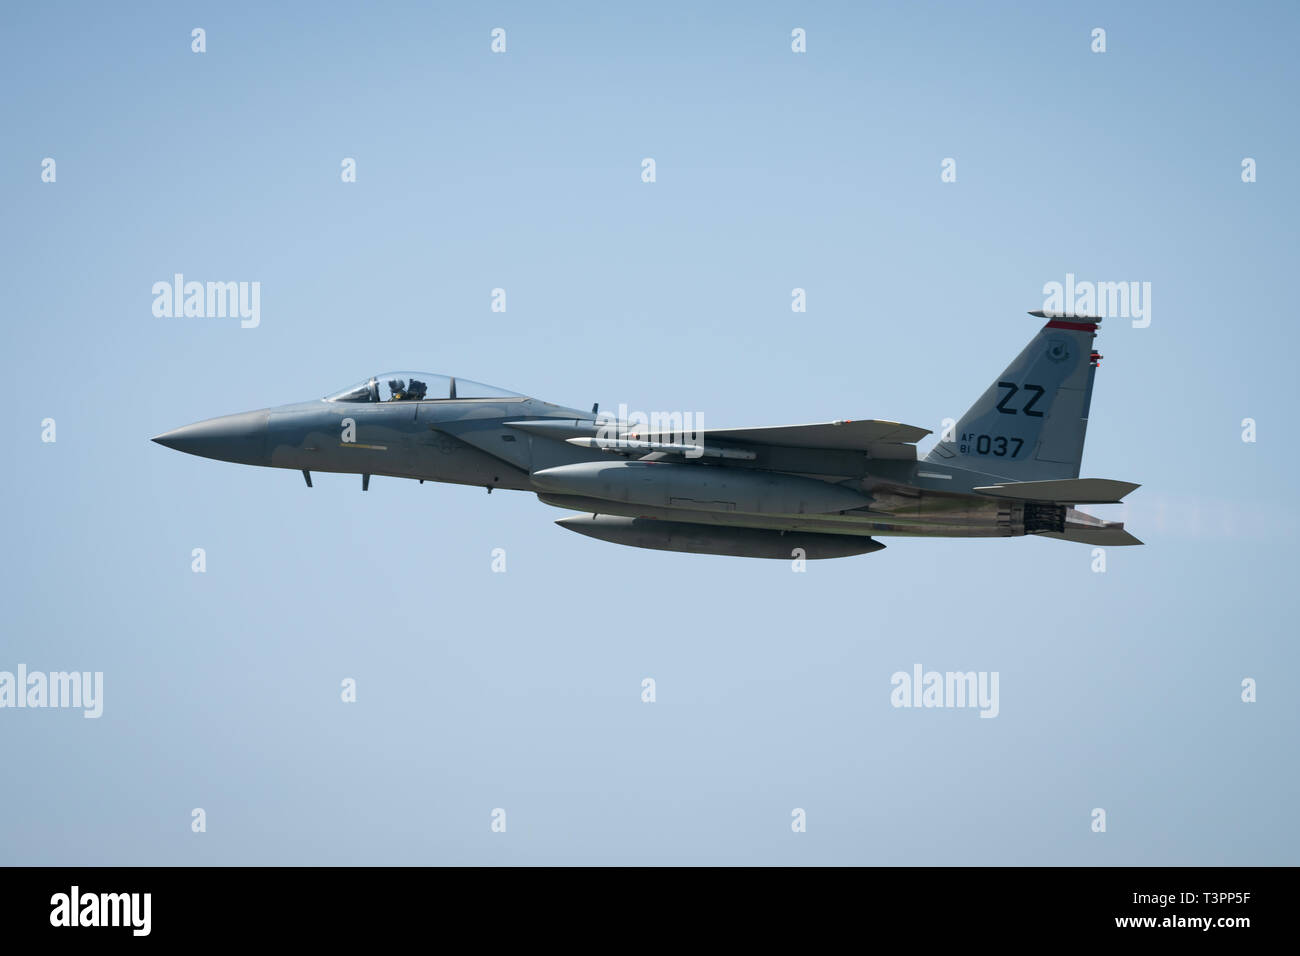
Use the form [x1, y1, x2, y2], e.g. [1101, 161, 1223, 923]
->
[2, 1, 1296, 864]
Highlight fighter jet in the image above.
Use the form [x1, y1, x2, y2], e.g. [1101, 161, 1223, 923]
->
[152, 312, 1140, 558]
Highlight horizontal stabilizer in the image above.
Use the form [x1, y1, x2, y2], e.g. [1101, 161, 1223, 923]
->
[973, 477, 1140, 504]
[1036, 506, 1143, 546]
[1040, 527, 1144, 546]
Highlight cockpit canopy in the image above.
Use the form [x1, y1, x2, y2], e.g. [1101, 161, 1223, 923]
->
[324, 373, 523, 403]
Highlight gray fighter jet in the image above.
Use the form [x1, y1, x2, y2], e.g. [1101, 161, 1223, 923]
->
[153, 312, 1140, 558]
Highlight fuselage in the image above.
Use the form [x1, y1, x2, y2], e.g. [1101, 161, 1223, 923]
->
[151, 313, 1141, 558]
[153, 390, 1062, 541]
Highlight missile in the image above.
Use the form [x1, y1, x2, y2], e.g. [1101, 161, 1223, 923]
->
[565, 436, 756, 460]
[556, 514, 885, 559]
[531, 460, 872, 516]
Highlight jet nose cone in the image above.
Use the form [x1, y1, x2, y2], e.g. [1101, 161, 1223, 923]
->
[152, 410, 271, 466]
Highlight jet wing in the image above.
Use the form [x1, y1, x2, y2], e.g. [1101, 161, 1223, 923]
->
[634, 419, 931, 451]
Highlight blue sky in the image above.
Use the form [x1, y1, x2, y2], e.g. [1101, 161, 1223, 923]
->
[1, 1, 1296, 864]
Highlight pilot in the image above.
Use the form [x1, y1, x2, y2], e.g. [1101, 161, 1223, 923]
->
[388, 378, 407, 401]
[407, 379, 428, 400]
